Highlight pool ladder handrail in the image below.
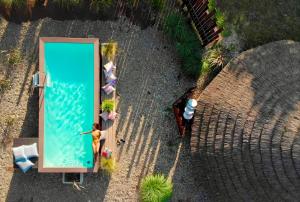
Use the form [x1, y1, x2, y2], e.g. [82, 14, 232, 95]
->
[32, 71, 45, 88]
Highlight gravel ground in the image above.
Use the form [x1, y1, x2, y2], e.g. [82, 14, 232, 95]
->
[0, 17, 208, 201]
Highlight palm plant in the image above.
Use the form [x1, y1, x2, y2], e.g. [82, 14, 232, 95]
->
[140, 174, 173, 202]
[201, 45, 229, 74]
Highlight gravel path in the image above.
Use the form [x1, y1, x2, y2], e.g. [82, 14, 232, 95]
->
[0, 17, 207, 201]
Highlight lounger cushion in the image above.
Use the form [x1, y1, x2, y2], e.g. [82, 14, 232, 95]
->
[100, 112, 109, 121]
[108, 112, 117, 121]
[106, 73, 117, 84]
[23, 143, 39, 158]
[16, 159, 34, 173]
[12, 146, 27, 162]
[104, 69, 112, 78]
[104, 61, 116, 72]
[102, 84, 115, 95]
[108, 79, 117, 86]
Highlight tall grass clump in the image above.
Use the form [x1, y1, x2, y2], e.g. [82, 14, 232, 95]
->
[53, 0, 82, 9]
[0, 79, 11, 94]
[100, 156, 116, 174]
[164, 12, 203, 78]
[140, 174, 173, 202]
[90, 0, 113, 13]
[101, 99, 114, 112]
[101, 40, 118, 61]
[0, 115, 16, 145]
[8, 49, 22, 66]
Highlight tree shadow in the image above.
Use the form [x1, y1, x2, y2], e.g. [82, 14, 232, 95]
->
[6, 171, 111, 202]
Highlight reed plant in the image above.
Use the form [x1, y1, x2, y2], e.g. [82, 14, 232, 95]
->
[140, 174, 173, 202]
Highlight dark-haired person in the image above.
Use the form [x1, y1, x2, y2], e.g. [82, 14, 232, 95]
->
[80, 123, 101, 157]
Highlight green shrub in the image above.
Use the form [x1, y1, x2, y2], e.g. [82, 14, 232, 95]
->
[8, 49, 22, 65]
[215, 9, 224, 29]
[164, 12, 203, 78]
[53, 0, 82, 9]
[208, 0, 216, 12]
[201, 45, 229, 74]
[140, 174, 173, 202]
[12, 0, 26, 8]
[150, 0, 165, 11]
[164, 12, 185, 40]
[208, 0, 229, 37]
[182, 55, 202, 77]
[0, 0, 13, 8]
[101, 99, 114, 112]
[90, 0, 113, 13]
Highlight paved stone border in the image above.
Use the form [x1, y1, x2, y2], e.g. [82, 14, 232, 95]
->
[191, 40, 300, 201]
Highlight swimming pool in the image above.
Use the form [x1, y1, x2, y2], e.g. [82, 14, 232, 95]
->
[38, 38, 99, 173]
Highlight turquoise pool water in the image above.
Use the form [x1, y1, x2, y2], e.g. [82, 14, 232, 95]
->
[44, 42, 94, 168]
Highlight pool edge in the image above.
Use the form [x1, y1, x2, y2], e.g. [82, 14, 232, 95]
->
[38, 37, 100, 173]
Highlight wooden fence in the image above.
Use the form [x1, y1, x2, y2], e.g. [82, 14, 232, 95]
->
[183, 0, 222, 46]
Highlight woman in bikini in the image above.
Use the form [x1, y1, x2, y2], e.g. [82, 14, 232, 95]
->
[80, 123, 101, 156]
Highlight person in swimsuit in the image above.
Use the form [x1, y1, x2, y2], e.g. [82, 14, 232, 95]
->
[80, 123, 101, 156]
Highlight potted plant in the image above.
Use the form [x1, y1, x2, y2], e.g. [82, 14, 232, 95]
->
[100, 99, 117, 121]
[101, 99, 114, 112]
[100, 156, 116, 175]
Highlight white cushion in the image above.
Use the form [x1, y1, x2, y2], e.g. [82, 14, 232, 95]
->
[100, 131, 107, 140]
[16, 159, 34, 173]
[102, 84, 115, 95]
[106, 73, 117, 83]
[108, 112, 117, 121]
[104, 69, 113, 78]
[100, 112, 109, 121]
[104, 61, 116, 72]
[12, 146, 27, 161]
[23, 143, 39, 158]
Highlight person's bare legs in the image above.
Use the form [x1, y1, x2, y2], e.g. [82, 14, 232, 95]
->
[96, 142, 100, 154]
[92, 143, 97, 163]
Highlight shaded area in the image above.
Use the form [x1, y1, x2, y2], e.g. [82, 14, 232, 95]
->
[191, 40, 300, 201]
[0, 1, 157, 29]
[219, 0, 300, 48]
[0, 1, 203, 200]
[6, 172, 110, 202]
